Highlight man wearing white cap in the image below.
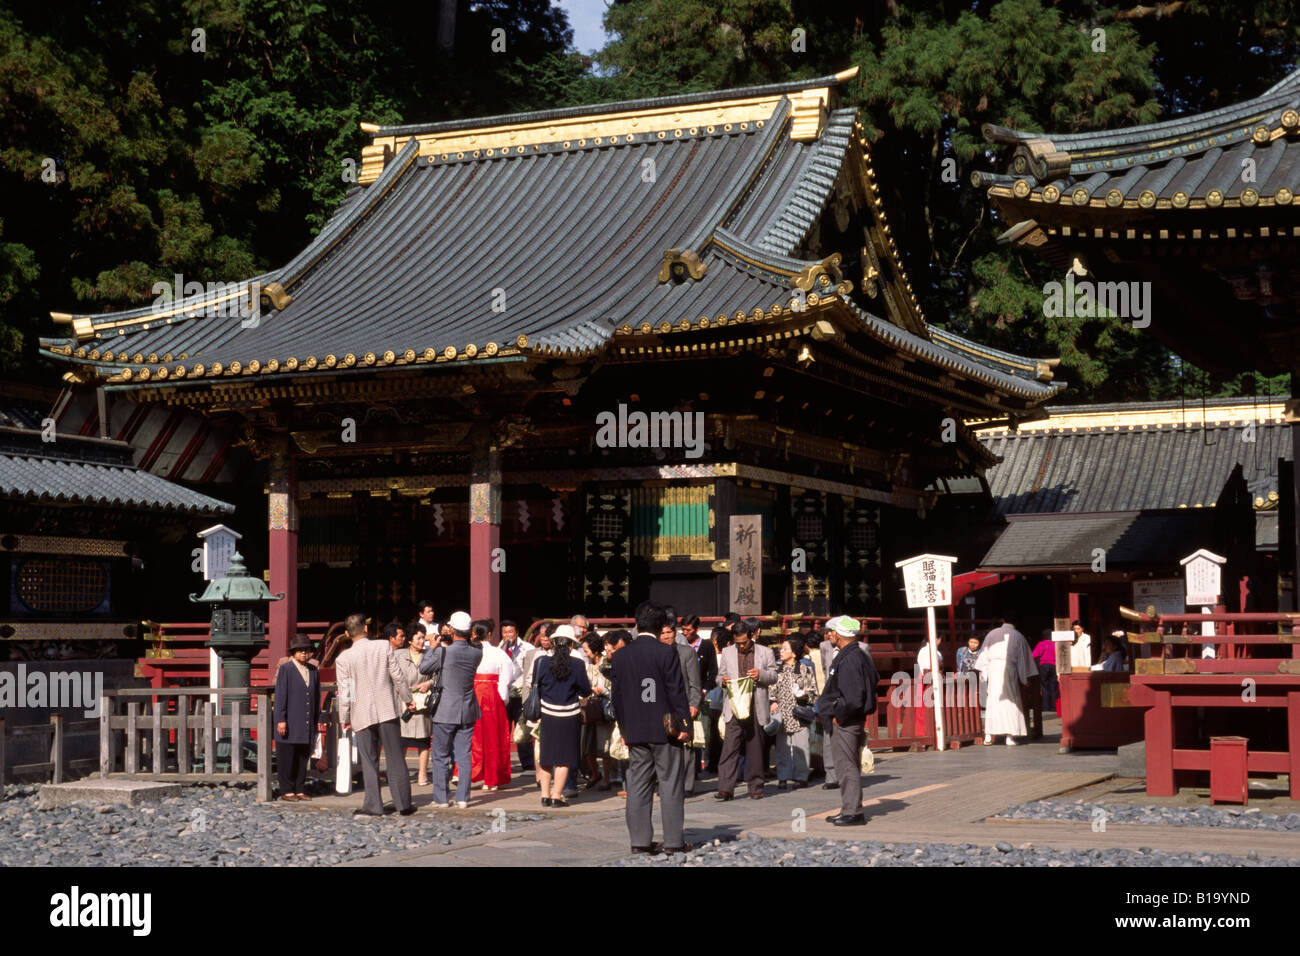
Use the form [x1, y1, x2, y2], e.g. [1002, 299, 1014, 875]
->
[421, 611, 483, 808]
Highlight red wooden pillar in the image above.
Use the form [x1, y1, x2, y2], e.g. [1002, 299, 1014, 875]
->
[1067, 591, 1082, 624]
[1288, 691, 1300, 801]
[266, 434, 297, 672]
[1145, 689, 1176, 796]
[469, 436, 502, 625]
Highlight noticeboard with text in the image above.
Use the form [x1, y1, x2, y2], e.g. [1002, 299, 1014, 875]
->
[1133, 578, 1185, 617]
[1180, 549, 1226, 606]
[894, 553, 956, 609]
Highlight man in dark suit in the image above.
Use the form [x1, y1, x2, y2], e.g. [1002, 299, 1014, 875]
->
[421, 610, 483, 809]
[815, 615, 877, 826]
[612, 602, 691, 854]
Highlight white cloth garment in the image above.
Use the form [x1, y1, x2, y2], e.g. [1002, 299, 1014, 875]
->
[476, 643, 513, 703]
[916, 644, 942, 674]
[1070, 632, 1092, 670]
[974, 625, 1037, 737]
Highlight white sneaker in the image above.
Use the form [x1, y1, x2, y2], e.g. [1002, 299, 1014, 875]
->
[983, 735, 992, 745]
[455, 800, 469, 809]
[1005, 737, 1018, 746]
[484, 785, 499, 792]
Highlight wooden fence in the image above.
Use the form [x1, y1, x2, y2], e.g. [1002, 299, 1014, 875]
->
[98, 687, 275, 802]
[0, 714, 99, 786]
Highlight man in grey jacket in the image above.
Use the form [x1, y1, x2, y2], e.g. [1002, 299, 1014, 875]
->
[715, 619, 778, 800]
[420, 610, 482, 808]
[659, 619, 702, 795]
[336, 613, 415, 816]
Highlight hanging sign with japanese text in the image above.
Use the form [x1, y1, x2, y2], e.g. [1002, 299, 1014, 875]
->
[729, 514, 762, 615]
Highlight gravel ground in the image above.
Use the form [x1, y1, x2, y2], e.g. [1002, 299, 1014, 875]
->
[607, 833, 1299, 867]
[995, 800, 1300, 831]
[1, 783, 542, 867]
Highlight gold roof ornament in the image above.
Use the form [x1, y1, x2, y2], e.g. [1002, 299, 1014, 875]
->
[658, 248, 708, 284]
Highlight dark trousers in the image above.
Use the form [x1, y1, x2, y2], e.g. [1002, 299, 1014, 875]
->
[506, 696, 534, 770]
[355, 718, 412, 813]
[1039, 664, 1059, 712]
[432, 721, 474, 804]
[831, 721, 864, 817]
[718, 717, 765, 795]
[276, 742, 310, 796]
[625, 742, 685, 849]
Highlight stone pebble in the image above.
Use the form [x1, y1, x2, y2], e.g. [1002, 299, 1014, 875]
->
[1, 782, 542, 867]
[995, 799, 1300, 831]
[606, 835, 1299, 867]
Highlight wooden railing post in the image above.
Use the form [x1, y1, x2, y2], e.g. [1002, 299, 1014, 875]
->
[256, 691, 271, 802]
[99, 696, 111, 778]
[125, 702, 139, 774]
[176, 699, 190, 775]
[230, 701, 241, 773]
[152, 702, 164, 774]
[203, 702, 216, 775]
[49, 713, 64, 784]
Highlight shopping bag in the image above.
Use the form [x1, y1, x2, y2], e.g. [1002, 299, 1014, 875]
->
[511, 720, 527, 744]
[310, 728, 325, 761]
[335, 732, 354, 795]
[690, 718, 706, 749]
[609, 724, 630, 761]
[725, 676, 754, 721]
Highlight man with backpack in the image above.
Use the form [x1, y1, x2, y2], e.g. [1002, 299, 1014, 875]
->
[815, 615, 878, 827]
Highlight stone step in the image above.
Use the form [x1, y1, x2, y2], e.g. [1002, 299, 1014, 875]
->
[38, 778, 181, 810]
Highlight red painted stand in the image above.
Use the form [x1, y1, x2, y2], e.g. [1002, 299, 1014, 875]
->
[1057, 672, 1145, 751]
[1127, 674, 1300, 799]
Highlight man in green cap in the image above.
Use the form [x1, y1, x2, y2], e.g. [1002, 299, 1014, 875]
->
[815, 615, 877, 826]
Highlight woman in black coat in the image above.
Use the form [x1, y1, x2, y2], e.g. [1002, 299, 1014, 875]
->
[274, 634, 322, 801]
[534, 629, 591, 808]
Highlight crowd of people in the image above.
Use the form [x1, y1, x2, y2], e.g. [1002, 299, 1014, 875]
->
[270, 606, 1130, 849]
[272, 604, 884, 848]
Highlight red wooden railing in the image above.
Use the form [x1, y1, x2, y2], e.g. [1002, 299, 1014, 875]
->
[136, 621, 334, 689]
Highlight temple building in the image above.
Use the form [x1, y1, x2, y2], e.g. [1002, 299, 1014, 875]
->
[40, 69, 1062, 664]
[977, 67, 1300, 605]
[0, 385, 233, 662]
[972, 396, 1288, 640]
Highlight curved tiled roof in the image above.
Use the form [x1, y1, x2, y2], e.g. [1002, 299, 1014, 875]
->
[978, 67, 1300, 210]
[980, 419, 1287, 516]
[40, 74, 1058, 413]
[0, 427, 233, 515]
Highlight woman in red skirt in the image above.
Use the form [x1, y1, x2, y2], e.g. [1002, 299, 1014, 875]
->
[469, 622, 513, 790]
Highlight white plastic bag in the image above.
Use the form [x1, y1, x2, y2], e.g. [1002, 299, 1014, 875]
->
[860, 741, 875, 774]
[691, 718, 706, 749]
[335, 732, 354, 795]
[726, 676, 754, 721]
[609, 724, 630, 761]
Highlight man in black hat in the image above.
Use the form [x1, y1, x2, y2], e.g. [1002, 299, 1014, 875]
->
[612, 602, 691, 853]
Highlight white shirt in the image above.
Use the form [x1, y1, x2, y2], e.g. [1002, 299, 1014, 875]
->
[916, 644, 942, 674]
[1070, 632, 1092, 670]
[501, 639, 536, 692]
[476, 643, 513, 702]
